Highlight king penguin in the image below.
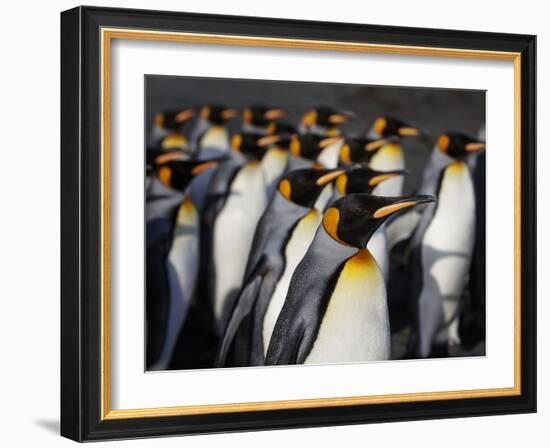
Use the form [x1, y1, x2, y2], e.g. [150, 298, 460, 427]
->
[300, 106, 355, 136]
[192, 104, 238, 152]
[199, 136, 269, 338]
[265, 193, 435, 365]
[148, 107, 195, 149]
[365, 118, 421, 281]
[146, 154, 222, 370]
[216, 167, 346, 367]
[407, 132, 485, 358]
[232, 132, 291, 200]
[242, 105, 286, 134]
[146, 133, 192, 192]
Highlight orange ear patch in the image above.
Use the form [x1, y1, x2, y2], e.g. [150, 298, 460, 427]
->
[336, 174, 348, 195]
[323, 207, 351, 247]
[340, 144, 352, 164]
[438, 134, 450, 153]
[279, 179, 291, 200]
[158, 166, 172, 187]
[373, 117, 386, 136]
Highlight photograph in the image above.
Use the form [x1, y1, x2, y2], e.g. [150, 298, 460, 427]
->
[144, 75, 486, 371]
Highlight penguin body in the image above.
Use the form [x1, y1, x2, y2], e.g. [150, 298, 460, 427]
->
[145, 158, 221, 369]
[416, 161, 475, 357]
[152, 197, 199, 369]
[407, 133, 485, 357]
[265, 225, 357, 364]
[212, 160, 267, 335]
[460, 151, 486, 350]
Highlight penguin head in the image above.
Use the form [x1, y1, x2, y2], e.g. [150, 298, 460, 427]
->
[335, 167, 408, 195]
[323, 194, 435, 248]
[437, 132, 486, 160]
[266, 121, 297, 137]
[200, 105, 239, 125]
[231, 132, 268, 159]
[146, 133, 191, 175]
[154, 108, 195, 131]
[278, 167, 346, 208]
[301, 107, 355, 132]
[339, 136, 399, 166]
[371, 116, 421, 138]
[243, 106, 286, 127]
[290, 134, 345, 161]
[155, 156, 224, 192]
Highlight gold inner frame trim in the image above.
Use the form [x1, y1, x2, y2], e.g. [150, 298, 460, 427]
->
[100, 27, 522, 421]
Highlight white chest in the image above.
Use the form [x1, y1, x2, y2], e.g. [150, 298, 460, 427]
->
[200, 125, 229, 150]
[213, 162, 267, 321]
[317, 140, 343, 169]
[261, 147, 289, 191]
[423, 162, 476, 296]
[305, 250, 390, 364]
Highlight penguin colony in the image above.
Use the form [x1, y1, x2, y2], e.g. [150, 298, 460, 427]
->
[145, 104, 486, 370]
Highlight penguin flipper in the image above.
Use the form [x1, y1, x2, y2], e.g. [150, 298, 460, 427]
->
[216, 255, 276, 367]
[265, 317, 307, 365]
[216, 270, 264, 367]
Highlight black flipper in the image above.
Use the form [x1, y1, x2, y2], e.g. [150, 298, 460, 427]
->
[216, 254, 272, 367]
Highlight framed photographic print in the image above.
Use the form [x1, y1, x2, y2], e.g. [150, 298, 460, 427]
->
[60, 6, 536, 442]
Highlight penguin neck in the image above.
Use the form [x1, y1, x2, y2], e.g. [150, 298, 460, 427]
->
[311, 225, 359, 265]
[343, 248, 382, 282]
[417, 145, 454, 196]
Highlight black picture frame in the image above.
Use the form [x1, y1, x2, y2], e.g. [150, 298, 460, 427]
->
[61, 5, 536, 442]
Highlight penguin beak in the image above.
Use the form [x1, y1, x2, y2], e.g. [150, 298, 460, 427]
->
[465, 142, 486, 152]
[221, 108, 239, 120]
[174, 108, 195, 123]
[191, 159, 221, 176]
[316, 169, 346, 186]
[328, 110, 355, 124]
[264, 108, 286, 121]
[398, 126, 421, 137]
[257, 135, 282, 147]
[368, 169, 409, 186]
[373, 195, 435, 219]
[319, 136, 344, 149]
[154, 151, 187, 165]
[364, 137, 398, 152]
